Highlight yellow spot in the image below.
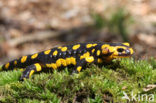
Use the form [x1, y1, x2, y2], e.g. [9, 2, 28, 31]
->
[101, 45, 110, 54]
[61, 47, 67, 52]
[101, 44, 110, 49]
[14, 61, 17, 65]
[130, 48, 134, 55]
[65, 57, 76, 65]
[56, 59, 62, 67]
[92, 43, 97, 46]
[86, 44, 93, 48]
[96, 50, 101, 56]
[108, 47, 113, 53]
[0, 67, 2, 71]
[61, 59, 67, 66]
[5, 63, 10, 69]
[77, 66, 82, 72]
[44, 50, 51, 55]
[34, 63, 42, 72]
[72, 44, 80, 50]
[46, 63, 57, 69]
[51, 63, 57, 69]
[21, 56, 27, 63]
[55, 58, 68, 67]
[92, 49, 95, 53]
[58, 46, 62, 49]
[46, 64, 51, 68]
[122, 51, 126, 54]
[80, 52, 90, 59]
[65, 58, 70, 65]
[85, 56, 94, 63]
[19, 68, 24, 72]
[97, 58, 103, 63]
[123, 42, 130, 46]
[70, 57, 76, 65]
[53, 50, 58, 56]
[29, 70, 35, 78]
[31, 53, 38, 59]
[102, 48, 109, 54]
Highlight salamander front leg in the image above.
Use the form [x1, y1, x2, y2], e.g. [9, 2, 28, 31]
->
[72, 56, 95, 73]
[20, 63, 42, 81]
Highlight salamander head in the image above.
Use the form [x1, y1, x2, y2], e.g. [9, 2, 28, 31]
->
[101, 42, 134, 61]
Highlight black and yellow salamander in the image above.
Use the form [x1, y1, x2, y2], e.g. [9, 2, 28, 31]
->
[1, 42, 133, 80]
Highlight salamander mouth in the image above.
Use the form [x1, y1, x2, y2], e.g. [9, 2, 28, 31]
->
[113, 51, 132, 58]
[117, 53, 131, 56]
[113, 55, 131, 59]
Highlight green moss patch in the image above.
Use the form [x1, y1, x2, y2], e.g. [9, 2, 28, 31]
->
[0, 58, 156, 102]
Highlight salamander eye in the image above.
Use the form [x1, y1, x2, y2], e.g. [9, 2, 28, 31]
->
[117, 48, 124, 52]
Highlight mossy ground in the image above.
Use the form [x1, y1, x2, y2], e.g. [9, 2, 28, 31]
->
[0, 58, 156, 103]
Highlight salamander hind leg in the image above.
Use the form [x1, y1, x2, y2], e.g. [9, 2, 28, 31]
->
[20, 63, 42, 81]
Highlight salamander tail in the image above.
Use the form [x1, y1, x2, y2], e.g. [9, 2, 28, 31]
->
[1, 54, 39, 71]
[1, 59, 18, 71]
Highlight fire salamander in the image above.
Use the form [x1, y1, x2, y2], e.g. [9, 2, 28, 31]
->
[1, 42, 133, 80]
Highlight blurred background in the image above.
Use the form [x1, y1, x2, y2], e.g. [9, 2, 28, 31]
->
[0, 0, 156, 64]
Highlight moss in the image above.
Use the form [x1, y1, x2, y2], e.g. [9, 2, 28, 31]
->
[0, 58, 156, 102]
